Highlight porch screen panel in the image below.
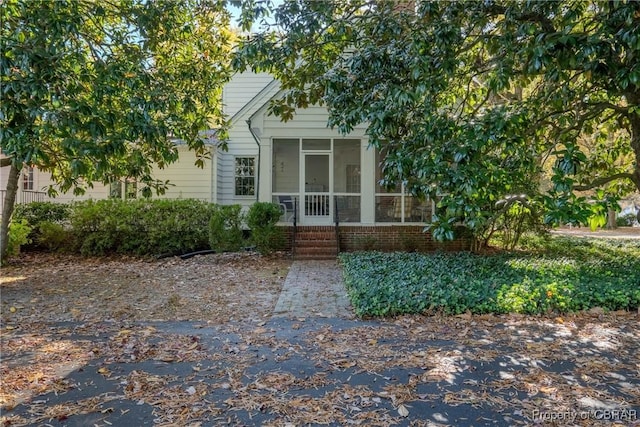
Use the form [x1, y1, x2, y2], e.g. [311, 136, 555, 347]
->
[333, 139, 360, 193]
[272, 139, 299, 193]
[334, 139, 361, 222]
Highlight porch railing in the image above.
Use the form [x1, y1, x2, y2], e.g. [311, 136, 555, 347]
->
[334, 195, 340, 254]
[305, 193, 330, 216]
[292, 197, 297, 259]
[0, 190, 47, 214]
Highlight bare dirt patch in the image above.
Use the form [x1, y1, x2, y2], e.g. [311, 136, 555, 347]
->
[1, 252, 292, 325]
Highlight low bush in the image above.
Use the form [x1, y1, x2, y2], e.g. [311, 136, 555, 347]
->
[12, 202, 71, 247]
[209, 204, 245, 252]
[616, 213, 637, 227]
[37, 221, 70, 252]
[7, 219, 32, 256]
[13, 201, 71, 225]
[340, 237, 640, 317]
[246, 202, 285, 254]
[70, 199, 216, 256]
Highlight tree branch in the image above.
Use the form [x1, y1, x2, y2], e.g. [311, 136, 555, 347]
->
[484, 4, 556, 33]
[0, 157, 13, 168]
[574, 172, 635, 191]
[583, 101, 630, 115]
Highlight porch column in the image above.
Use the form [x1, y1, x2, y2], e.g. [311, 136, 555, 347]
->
[259, 138, 272, 203]
[360, 141, 375, 224]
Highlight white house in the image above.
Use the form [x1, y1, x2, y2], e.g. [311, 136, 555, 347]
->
[1, 71, 471, 256]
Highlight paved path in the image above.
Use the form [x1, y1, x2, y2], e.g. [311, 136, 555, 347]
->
[273, 260, 354, 318]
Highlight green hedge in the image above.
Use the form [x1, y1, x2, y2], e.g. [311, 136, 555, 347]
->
[246, 202, 285, 254]
[209, 204, 245, 252]
[340, 237, 640, 317]
[12, 202, 72, 248]
[70, 199, 217, 256]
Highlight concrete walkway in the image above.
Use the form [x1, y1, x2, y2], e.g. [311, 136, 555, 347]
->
[273, 260, 354, 318]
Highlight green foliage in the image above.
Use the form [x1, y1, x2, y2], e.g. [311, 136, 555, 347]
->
[36, 221, 69, 252]
[12, 201, 71, 246]
[237, 0, 640, 242]
[616, 213, 637, 227]
[246, 202, 282, 229]
[340, 237, 640, 317]
[485, 196, 547, 251]
[13, 202, 70, 225]
[0, 0, 234, 257]
[246, 202, 285, 254]
[7, 219, 31, 256]
[70, 199, 217, 256]
[209, 204, 245, 252]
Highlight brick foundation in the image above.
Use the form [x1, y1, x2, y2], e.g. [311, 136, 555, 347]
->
[280, 225, 472, 254]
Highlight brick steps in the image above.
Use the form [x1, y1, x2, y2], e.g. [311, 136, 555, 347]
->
[293, 227, 338, 260]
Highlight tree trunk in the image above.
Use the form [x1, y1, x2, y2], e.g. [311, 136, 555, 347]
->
[607, 208, 617, 229]
[628, 95, 640, 191]
[1, 163, 21, 263]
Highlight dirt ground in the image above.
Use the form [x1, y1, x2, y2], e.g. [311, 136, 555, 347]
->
[0, 252, 292, 325]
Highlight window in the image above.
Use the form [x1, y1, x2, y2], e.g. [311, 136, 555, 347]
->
[235, 157, 255, 196]
[125, 180, 137, 200]
[374, 149, 431, 223]
[109, 179, 137, 200]
[22, 167, 34, 190]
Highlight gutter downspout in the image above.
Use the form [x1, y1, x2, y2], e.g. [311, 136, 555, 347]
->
[246, 119, 260, 202]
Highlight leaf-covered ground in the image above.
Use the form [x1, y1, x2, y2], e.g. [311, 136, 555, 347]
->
[1, 251, 639, 426]
[1, 252, 290, 323]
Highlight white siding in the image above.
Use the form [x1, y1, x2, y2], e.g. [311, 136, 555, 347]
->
[152, 146, 213, 201]
[2, 146, 214, 204]
[35, 173, 110, 203]
[223, 71, 274, 118]
[217, 127, 260, 208]
[216, 146, 225, 204]
[217, 75, 278, 208]
[263, 105, 368, 135]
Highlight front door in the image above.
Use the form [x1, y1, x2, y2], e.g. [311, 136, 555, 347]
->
[302, 153, 332, 224]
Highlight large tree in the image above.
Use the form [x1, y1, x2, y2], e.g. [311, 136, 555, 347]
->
[235, 0, 640, 245]
[1, 0, 233, 259]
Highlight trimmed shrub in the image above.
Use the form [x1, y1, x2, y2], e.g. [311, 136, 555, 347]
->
[70, 199, 217, 256]
[209, 204, 245, 252]
[37, 221, 70, 252]
[246, 202, 285, 255]
[13, 201, 71, 225]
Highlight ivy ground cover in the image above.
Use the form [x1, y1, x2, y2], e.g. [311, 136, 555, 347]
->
[340, 236, 640, 317]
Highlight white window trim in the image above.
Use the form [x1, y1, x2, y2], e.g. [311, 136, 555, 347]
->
[234, 156, 256, 198]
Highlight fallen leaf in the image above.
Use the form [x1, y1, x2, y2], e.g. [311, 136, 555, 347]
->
[398, 404, 409, 417]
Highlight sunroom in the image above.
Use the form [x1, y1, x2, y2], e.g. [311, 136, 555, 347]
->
[269, 137, 434, 226]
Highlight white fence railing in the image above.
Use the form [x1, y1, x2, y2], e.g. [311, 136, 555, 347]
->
[305, 193, 330, 216]
[0, 190, 47, 213]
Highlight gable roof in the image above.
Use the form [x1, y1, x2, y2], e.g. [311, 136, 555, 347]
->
[230, 77, 281, 123]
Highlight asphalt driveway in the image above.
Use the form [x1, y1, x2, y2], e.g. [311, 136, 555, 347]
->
[1, 256, 639, 426]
